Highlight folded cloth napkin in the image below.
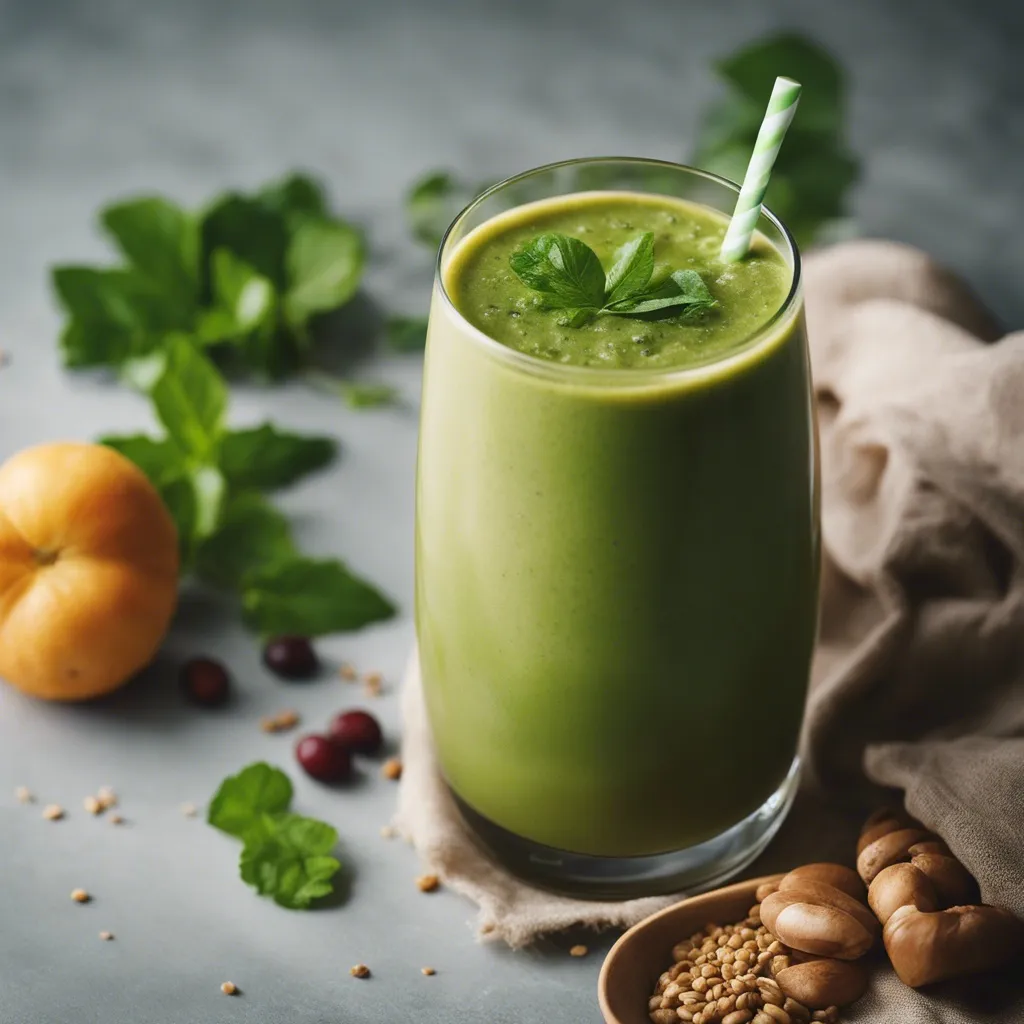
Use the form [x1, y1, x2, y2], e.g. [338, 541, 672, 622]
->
[395, 240, 1024, 987]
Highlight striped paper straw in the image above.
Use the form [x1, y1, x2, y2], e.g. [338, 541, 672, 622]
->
[719, 76, 802, 262]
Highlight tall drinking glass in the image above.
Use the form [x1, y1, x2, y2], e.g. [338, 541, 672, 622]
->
[415, 158, 818, 897]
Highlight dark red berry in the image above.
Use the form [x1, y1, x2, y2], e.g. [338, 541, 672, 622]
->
[180, 657, 230, 707]
[263, 636, 319, 680]
[296, 734, 352, 784]
[329, 710, 384, 756]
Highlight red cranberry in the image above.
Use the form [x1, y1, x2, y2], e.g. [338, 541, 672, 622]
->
[180, 657, 230, 707]
[263, 636, 319, 680]
[329, 710, 383, 756]
[296, 734, 352, 784]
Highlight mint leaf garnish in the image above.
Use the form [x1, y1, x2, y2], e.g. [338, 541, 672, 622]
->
[219, 423, 337, 492]
[605, 269, 717, 317]
[242, 556, 395, 637]
[208, 762, 294, 839]
[240, 813, 341, 910]
[386, 315, 428, 352]
[509, 232, 717, 326]
[209, 763, 342, 909]
[509, 233, 607, 311]
[195, 492, 294, 589]
[603, 232, 655, 305]
[693, 34, 859, 247]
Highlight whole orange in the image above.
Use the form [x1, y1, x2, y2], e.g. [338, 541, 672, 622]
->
[0, 442, 179, 700]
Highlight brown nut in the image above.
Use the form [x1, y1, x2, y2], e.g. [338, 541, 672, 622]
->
[909, 853, 979, 909]
[883, 904, 1024, 988]
[867, 863, 938, 924]
[756, 879, 781, 902]
[856, 807, 916, 855]
[774, 879, 879, 939]
[772, 903, 874, 960]
[775, 959, 867, 1010]
[779, 864, 864, 902]
[856, 828, 932, 884]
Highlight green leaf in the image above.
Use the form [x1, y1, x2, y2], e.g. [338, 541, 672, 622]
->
[201, 194, 290, 289]
[195, 493, 295, 589]
[556, 308, 596, 329]
[119, 350, 169, 392]
[239, 813, 340, 910]
[211, 248, 277, 334]
[605, 269, 717, 317]
[208, 763, 294, 839]
[191, 464, 226, 538]
[219, 423, 337, 491]
[99, 196, 199, 304]
[242, 556, 395, 636]
[158, 475, 198, 564]
[257, 173, 327, 225]
[385, 315, 428, 352]
[149, 338, 227, 459]
[405, 171, 481, 248]
[284, 219, 364, 326]
[509, 233, 606, 310]
[100, 433, 185, 487]
[604, 232, 655, 305]
[52, 266, 183, 367]
[339, 382, 397, 409]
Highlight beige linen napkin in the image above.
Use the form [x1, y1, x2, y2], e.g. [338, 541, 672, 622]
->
[395, 241, 1024, 975]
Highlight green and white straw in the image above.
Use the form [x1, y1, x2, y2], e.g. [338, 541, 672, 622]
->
[719, 75, 802, 262]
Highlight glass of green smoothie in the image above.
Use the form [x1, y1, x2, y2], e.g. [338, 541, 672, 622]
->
[415, 157, 819, 897]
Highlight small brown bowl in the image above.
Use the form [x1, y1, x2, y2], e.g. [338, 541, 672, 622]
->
[598, 873, 784, 1024]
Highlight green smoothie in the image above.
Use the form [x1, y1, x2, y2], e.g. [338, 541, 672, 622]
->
[416, 186, 818, 862]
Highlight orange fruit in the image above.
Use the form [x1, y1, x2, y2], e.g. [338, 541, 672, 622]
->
[0, 442, 179, 700]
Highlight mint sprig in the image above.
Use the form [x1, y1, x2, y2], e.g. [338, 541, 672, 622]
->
[509, 232, 717, 327]
[100, 339, 395, 637]
[208, 763, 341, 910]
[52, 173, 370, 388]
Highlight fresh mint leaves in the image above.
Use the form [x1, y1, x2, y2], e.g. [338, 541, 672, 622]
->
[100, 340, 394, 637]
[385, 315, 429, 352]
[509, 231, 717, 326]
[208, 763, 341, 910]
[694, 34, 859, 247]
[52, 172, 367, 384]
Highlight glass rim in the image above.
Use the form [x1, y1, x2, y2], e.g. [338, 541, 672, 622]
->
[434, 156, 803, 388]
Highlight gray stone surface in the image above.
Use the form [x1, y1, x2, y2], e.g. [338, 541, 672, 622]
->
[0, 0, 1020, 1021]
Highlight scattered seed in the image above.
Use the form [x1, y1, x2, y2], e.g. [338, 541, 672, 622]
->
[71, 889, 90, 903]
[261, 710, 300, 733]
[43, 804, 64, 821]
[109, 814, 124, 825]
[340, 663, 358, 681]
[570, 944, 588, 957]
[380, 825, 397, 839]
[350, 964, 370, 979]
[99, 931, 114, 941]
[181, 803, 198, 818]
[416, 874, 440, 893]
[364, 672, 384, 697]
[15, 786, 33, 804]
[221, 981, 238, 995]
[96, 786, 118, 810]
[382, 758, 403, 781]
[83, 796, 102, 815]
[421, 967, 436, 976]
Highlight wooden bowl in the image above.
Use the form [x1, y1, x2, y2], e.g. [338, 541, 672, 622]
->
[598, 874, 783, 1024]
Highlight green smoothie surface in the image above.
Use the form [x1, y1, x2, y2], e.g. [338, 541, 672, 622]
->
[445, 191, 792, 370]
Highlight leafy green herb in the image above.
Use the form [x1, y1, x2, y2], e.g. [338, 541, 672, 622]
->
[405, 171, 491, 249]
[242, 557, 395, 637]
[385, 315, 429, 352]
[208, 763, 341, 910]
[693, 34, 859, 247]
[304, 369, 397, 410]
[509, 231, 718, 326]
[51, 172, 371, 388]
[99, 342, 394, 636]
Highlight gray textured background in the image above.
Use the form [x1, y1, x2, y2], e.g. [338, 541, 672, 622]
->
[1, 1, 1021, 1021]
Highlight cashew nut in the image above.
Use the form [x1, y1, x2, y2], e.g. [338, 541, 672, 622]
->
[775, 958, 868, 1009]
[771, 902, 875, 960]
[856, 827, 932, 884]
[778, 863, 865, 901]
[867, 862, 938, 924]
